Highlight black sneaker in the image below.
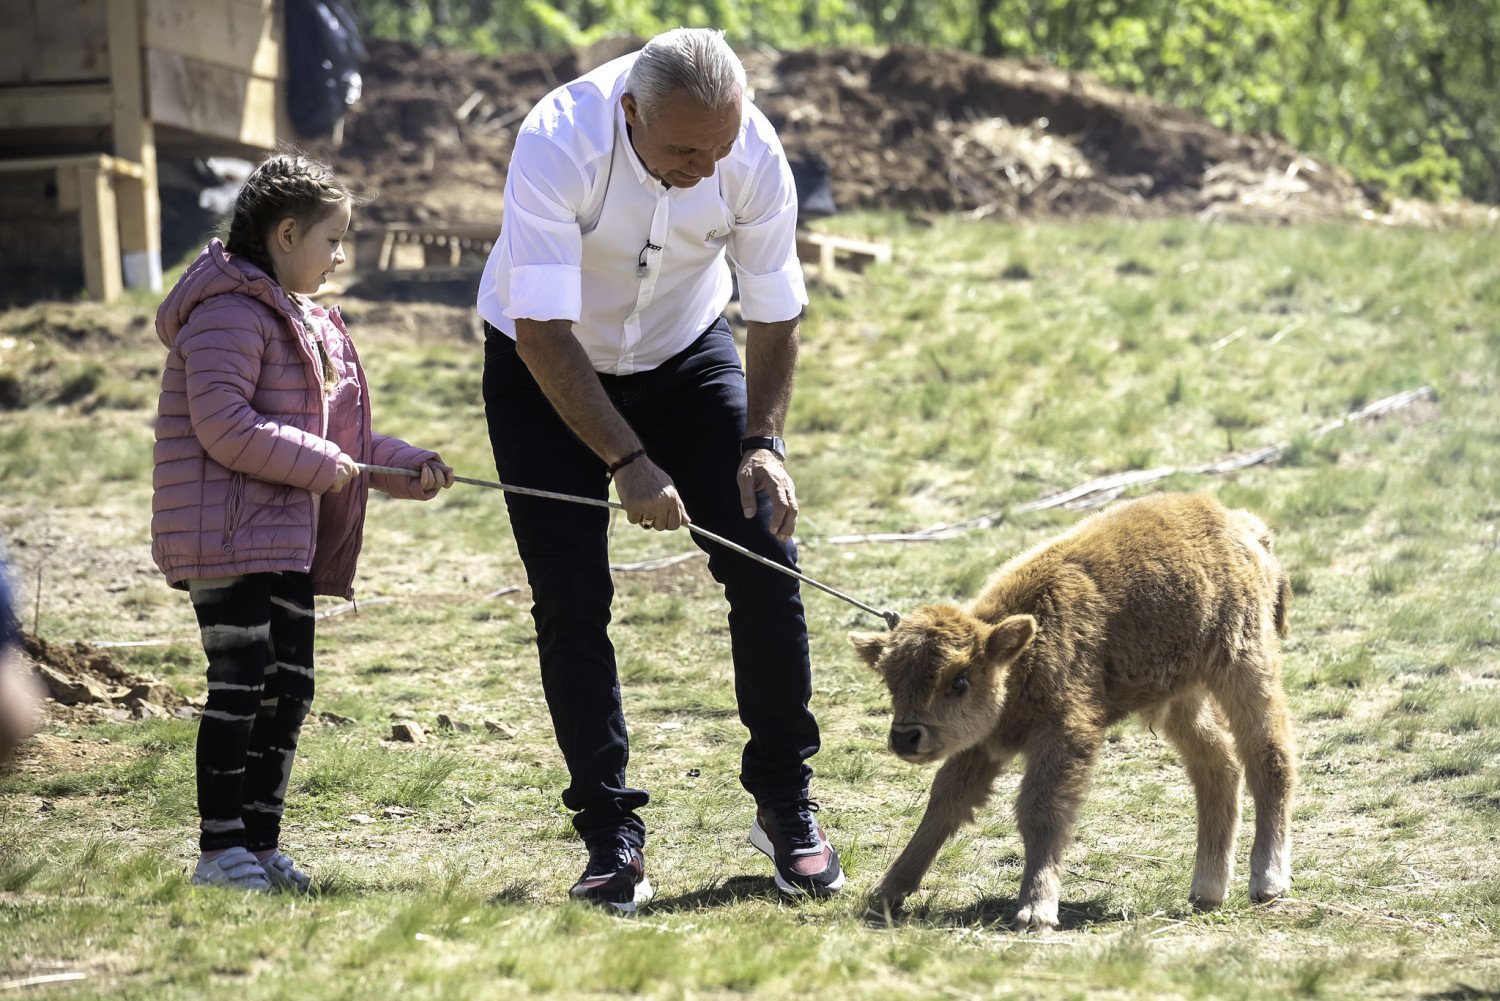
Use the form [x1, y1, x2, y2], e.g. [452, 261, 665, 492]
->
[749, 799, 845, 897]
[569, 835, 653, 914]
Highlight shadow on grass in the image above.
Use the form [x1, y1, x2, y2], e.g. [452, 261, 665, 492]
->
[646, 874, 786, 911]
[1423, 988, 1500, 1001]
[862, 892, 1119, 932]
[488, 882, 540, 906]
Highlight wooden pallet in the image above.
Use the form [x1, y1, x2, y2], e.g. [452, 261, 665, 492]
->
[363, 221, 501, 271]
[795, 230, 892, 274]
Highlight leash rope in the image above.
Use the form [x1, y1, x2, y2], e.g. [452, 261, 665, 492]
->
[358, 462, 901, 628]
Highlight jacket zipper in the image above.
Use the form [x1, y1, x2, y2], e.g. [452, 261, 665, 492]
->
[294, 301, 329, 579]
[339, 307, 367, 602]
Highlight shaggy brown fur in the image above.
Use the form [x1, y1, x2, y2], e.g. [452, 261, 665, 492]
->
[851, 492, 1296, 930]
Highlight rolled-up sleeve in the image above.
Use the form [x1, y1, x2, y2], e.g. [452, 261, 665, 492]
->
[727, 145, 808, 324]
[502, 130, 588, 323]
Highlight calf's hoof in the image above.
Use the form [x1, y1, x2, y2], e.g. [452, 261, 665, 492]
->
[864, 890, 906, 924]
[1189, 893, 1225, 913]
[1249, 878, 1290, 904]
[1011, 902, 1059, 932]
[874, 876, 917, 910]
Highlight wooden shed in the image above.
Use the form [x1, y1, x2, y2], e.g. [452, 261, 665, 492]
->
[0, 0, 289, 301]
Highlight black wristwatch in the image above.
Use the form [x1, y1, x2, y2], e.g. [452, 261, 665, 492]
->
[740, 435, 786, 461]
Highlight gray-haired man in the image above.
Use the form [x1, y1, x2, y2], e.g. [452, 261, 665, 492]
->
[478, 28, 843, 911]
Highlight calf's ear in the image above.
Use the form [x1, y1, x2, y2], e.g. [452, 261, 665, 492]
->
[984, 614, 1036, 665]
[848, 631, 889, 669]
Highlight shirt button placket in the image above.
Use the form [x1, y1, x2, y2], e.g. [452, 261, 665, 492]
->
[623, 194, 669, 371]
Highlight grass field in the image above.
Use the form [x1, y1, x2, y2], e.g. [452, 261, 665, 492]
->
[1, 215, 1498, 1000]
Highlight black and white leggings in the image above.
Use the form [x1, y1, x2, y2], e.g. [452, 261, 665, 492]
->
[188, 571, 316, 853]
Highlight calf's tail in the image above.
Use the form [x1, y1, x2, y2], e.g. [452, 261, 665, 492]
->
[1236, 507, 1291, 638]
[1274, 568, 1291, 638]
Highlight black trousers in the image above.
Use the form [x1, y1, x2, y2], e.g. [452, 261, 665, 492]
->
[482, 320, 820, 848]
[188, 571, 316, 852]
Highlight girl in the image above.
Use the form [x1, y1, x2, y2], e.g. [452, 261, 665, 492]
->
[152, 151, 453, 892]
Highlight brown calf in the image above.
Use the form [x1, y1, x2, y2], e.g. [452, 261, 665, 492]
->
[850, 492, 1296, 930]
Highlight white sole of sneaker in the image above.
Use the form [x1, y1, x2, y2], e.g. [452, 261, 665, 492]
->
[573, 876, 655, 914]
[748, 820, 846, 897]
[603, 877, 654, 915]
[189, 874, 270, 892]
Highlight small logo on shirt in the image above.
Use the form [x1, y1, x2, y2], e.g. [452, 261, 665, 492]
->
[704, 228, 721, 241]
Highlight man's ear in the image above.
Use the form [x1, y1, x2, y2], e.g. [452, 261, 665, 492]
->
[848, 631, 888, 670]
[274, 216, 300, 253]
[984, 614, 1036, 666]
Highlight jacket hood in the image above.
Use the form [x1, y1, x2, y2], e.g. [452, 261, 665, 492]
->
[156, 239, 293, 349]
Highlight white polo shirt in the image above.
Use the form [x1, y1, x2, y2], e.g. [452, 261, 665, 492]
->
[476, 52, 808, 375]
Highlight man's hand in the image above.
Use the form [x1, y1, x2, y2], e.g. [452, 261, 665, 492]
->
[613, 456, 689, 532]
[738, 450, 797, 541]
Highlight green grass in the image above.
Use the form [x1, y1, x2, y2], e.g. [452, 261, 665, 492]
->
[2, 215, 1499, 999]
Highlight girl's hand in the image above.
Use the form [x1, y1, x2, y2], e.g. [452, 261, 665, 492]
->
[419, 459, 454, 493]
[328, 452, 358, 493]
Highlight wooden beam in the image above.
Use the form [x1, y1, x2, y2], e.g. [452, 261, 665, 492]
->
[0, 0, 110, 85]
[0, 154, 144, 178]
[144, 48, 280, 148]
[75, 159, 122, 302]
[56, 163, 80, 211]
[109, 0, 162, 291]
[0, 84, 114, 129]
[143, 0, 281, 79]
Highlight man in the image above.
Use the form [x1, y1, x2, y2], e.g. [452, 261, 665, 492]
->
[478, 28, 842, 912]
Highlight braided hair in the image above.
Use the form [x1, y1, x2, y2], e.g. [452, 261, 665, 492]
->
[224, 151, 352, 284]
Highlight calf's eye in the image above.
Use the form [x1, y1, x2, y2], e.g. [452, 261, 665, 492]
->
[951, 673, 970, 694]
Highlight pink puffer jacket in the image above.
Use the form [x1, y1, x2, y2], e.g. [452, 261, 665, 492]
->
[152, 239, 440, 598]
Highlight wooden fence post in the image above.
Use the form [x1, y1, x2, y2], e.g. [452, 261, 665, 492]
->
[108, 0, 162, 292]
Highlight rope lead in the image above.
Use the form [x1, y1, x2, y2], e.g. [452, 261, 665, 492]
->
[358, 463, 901, 629]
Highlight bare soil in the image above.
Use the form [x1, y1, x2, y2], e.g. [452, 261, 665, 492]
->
[20, 631, 195, 726]
[308, 37, 1389, 228]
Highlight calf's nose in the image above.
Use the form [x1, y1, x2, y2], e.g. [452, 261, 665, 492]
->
[890, 726, 923, 756]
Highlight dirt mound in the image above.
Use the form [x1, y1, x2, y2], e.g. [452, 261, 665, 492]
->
[21, 632, 196, 725]
[308, 37, 1381, 227]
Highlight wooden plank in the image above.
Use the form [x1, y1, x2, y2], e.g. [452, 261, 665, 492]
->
[0, 0, 110, 86]
[56, 164, 79, 210]
[144, 48, 280, 147]
[0, 154, 144, 178]
[143, 0, 281, 79]
[109, 0, 162, 291]
[0, 84, 114, 129]
[76, 160, 122, 302]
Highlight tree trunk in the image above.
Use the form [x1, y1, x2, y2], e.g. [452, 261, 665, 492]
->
[978, 0, 1003, 56]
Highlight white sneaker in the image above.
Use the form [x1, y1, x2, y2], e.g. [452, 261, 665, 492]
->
[261, 850, 313, 894]
[191, 846, 271, 892]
